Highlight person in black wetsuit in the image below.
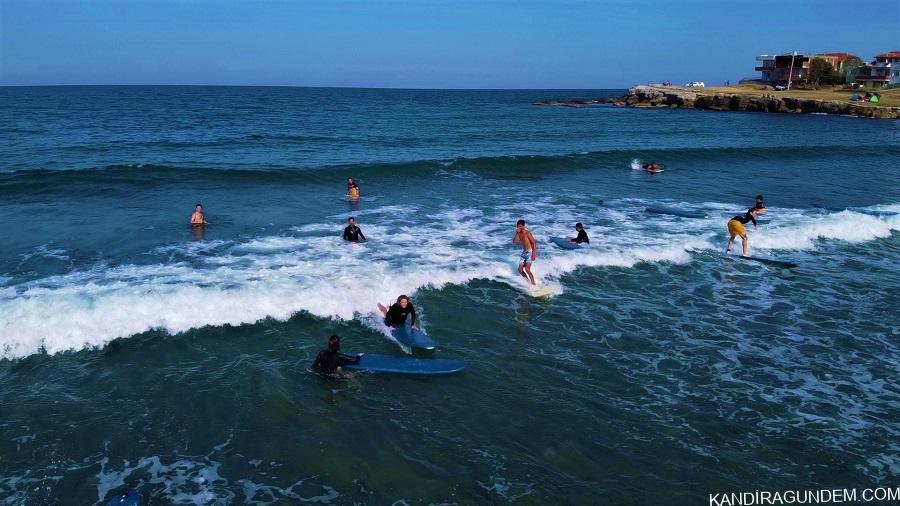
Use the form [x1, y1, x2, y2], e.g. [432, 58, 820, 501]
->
[311, 335, 361, 377]
[726, 208, 760, 257]
[754, 195, 766, 214]
[342, 217, 366, 242]
[377, 295, 417, 330]
[568, 222, 590, 244]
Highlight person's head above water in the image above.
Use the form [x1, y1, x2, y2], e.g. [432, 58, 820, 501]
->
[195, 203, 203, 211]
[347, 178, 354, 185]
[396, 295, 410, 308]
[348, 217, 356, 225]
[327, 334, 341, 353]
[575, 222, 583, 230]
[516, 219, 526, 230]
[755, 195, 764, 204]
[747, 208, 759, 216]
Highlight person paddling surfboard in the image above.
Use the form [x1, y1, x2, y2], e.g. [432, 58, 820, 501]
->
[726, 208, 760, 257]
[513, 219, 538, 285]
[311, 335, 362, 378]
[378, 295, 417, 330]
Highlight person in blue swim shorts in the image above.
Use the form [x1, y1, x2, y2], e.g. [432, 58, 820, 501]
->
[512, 219, 538, 285]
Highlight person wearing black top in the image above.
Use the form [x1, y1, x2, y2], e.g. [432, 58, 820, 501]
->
[754, 195, 766, 214]
[311, 335, 361, 377]
[726, 208, 760, 257]
[342, 217, 366, 242]
[568, 222, 590, 244]
[377, 295, 417, 330]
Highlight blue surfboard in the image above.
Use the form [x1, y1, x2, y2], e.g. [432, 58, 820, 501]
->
[727, 254, 797, 269]
[345, 354, 467, 375]
[391, 326, 439, 350]
[645, 206, 708, 219]
[106, 491, 141, 506]
[550, 237, 586, 250]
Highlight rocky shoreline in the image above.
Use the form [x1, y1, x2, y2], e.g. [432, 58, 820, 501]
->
[536, 85, 900, 119]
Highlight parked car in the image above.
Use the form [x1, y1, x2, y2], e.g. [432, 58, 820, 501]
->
[774, 84, 788, 91]
[685, 81, 705, 88]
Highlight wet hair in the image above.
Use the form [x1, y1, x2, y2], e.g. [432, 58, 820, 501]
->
[516, 219, 526, 226]
[396, 295, 410, 304]
[748, 208, 757, 215]
[327, 334, 341, 353]
[195, 203, 202, 208]
[348, 216, 355, 222]
[575, 222, 583, 229]
[755, 195, 764, 200]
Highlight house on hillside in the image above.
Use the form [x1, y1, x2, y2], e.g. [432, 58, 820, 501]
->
[813, 53, 858, 74]
[755, 53, 810, 86]
[854, 51, 900, 88]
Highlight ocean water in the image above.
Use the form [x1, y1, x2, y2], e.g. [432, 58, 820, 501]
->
[0, 86, 898, 505]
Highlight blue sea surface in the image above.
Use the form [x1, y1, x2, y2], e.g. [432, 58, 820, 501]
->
[1, 86, 898, 504]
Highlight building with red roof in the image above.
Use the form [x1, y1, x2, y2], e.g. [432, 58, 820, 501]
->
[855, 50, 900, 88]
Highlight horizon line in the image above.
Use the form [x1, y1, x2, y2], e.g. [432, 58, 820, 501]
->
[0, 83, 632, 91]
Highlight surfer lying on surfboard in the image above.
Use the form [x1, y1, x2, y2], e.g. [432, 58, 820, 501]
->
[642, 162, 662, 172]
[726, 208, 760, 257]
[311, 335, 362, 378]
[513, 219, 538, 285]
[378, 295, 418, 330]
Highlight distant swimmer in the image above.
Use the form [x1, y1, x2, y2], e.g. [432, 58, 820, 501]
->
[513, 219, 538, 285]
[642, 162, 662, 172]
[726, 208, 760, 257]
[311, 335, 362, 378]
[569, 222, 590, 244]
[342, 217, 366, 242]
[754, 194, 766, 214]
[378, 295, 417, 330]
[347, 177, 360, 200]
[190, 203, 209, 225]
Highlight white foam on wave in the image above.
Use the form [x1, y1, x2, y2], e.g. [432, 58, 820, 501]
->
[2, 200, 897, 359]
[751, 210, 899, 251]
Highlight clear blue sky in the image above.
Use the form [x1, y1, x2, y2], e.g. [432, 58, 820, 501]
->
[1, 0, 897, 88]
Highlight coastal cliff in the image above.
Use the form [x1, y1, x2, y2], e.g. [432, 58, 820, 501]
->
[537, 85, 900, 119]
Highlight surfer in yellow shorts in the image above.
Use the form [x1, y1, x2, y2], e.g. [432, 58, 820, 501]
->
[347, 177, 360, 200]
[726, 208, 759, 257]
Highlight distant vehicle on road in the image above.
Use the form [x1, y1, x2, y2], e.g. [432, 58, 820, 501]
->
[662, 81, 672, 86]
[685, 81, 705, 87]
[774, 84, 788, 91]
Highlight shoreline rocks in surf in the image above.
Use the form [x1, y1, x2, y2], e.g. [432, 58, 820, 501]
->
[535, 85, 900, 119]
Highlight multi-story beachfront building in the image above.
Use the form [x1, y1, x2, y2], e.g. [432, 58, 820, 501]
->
[755, 53, 810, 86]
[854, 51, 900, 88]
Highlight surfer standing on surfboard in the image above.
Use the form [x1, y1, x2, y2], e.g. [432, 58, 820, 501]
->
[513, 219, 538, 285]
[378, 295, 418, 331]
[726, 208, 760, 257]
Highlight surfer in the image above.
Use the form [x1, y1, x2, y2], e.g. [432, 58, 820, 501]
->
[190, 203, 208, 225]
[754, 195, 766, 214]
[311, 335, 362, 377]
[347, 177, 360, 200]
[567, 222, 590, 244]
[726, 208, 760, 257]
[342, 217, 366, 242]
[378, 295, 418, 330]
[513, 219, 538, 285]
[642, 162, 662, 172]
